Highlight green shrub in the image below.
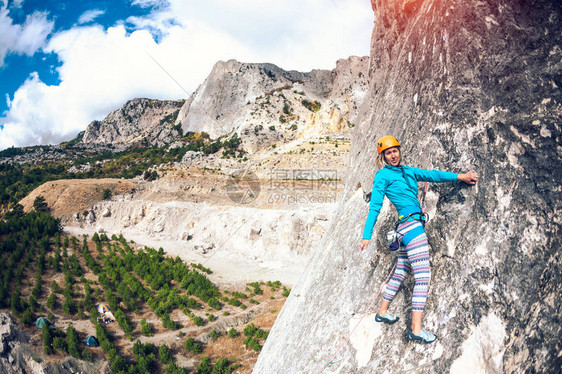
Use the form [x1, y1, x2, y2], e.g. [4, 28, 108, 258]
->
[230, 291, 247, 299]
[53, 337, 67, 352]
[141, 319, 153, 336]
[212, 358, 236, 373]
[227, 328, 239, 338]
[33, 196, 49, 212]
[159, 344, 173, 365]
[243, 336, 262, 352]
[197, 356, 211, 374]
[42, 325, 53, 354]
[209, 329, 220, 341]
[301, 99, 321, 112]
[255, 329, 269, 339]
[247, 282, 263, 295]
[243, 323, 257, 337]
[192, 316, 205, 326]
[184, 337, 203, 354]
[66, 323, 81, 358]
[21, 307, 34, 326]
[102, 188, 112, 200]
[82, 350, 93, 362]
[207, 297, 221, 310]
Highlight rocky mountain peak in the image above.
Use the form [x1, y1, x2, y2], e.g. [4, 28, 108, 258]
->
[81, 98, 184, 146]
[176, 57, 368, 152]
[79, 58, 369, 152]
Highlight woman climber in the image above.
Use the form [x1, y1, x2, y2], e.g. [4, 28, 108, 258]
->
[358, 135, 478, 344]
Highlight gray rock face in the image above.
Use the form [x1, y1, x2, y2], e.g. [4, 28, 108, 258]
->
[254, 1, 561, 373]
[82, 98, 184, 146]
[0, 313, 104, 374]
[177, 57, 369, 150]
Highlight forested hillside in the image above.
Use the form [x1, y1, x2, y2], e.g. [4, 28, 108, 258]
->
[0, 208, 288, 373]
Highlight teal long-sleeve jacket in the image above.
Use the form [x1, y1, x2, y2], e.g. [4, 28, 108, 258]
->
[362, 164, 458, 240]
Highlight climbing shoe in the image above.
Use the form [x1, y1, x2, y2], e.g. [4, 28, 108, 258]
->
[407, 329, 437, 344]
[375, 312, 399, 325]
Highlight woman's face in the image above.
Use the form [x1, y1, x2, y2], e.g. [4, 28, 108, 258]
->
[384, 147, 401, 166]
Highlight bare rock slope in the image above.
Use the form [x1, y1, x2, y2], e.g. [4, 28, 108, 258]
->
[177, 57, 368, 151]
[82, 98, 184, 146]
[0, 313, 102, 374]
[254, 0, 561, 373]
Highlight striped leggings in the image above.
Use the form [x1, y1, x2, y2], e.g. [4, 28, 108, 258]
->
[382, 220, 430, 312]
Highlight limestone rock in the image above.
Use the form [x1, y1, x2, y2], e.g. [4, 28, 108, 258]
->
[177, 57, 368, 153]
[85, 210, 96, 224]
[254, 1, 561, 373]
[82, 98, 184, 146]
[0, 313, 102, 374]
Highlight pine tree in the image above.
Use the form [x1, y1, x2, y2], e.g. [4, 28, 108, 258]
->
[66, 323, 81, 358]
[33, 196, 49, 212]
[42, 325, 53, 354]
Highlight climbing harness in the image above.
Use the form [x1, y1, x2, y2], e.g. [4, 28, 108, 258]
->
[387, 182, 430, 251]
[315, 260, 397, 374]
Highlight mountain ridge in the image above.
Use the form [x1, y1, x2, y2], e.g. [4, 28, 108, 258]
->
[80, 57, 369, 151]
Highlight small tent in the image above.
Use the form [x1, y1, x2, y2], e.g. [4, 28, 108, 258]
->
[98, 311, 115, 323]
[97, 304, 110, 314]
[85, 335, 99, 347]
[35, 317, 50, 329]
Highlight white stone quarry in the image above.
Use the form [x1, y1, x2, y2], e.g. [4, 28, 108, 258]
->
[67, 199, 335, 286]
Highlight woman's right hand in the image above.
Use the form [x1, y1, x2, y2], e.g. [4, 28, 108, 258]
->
[458, 170, 479, 184]
[359, 239, 370, 251]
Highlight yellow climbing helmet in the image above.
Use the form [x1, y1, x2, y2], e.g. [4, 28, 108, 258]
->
[377, 135, 400, 154]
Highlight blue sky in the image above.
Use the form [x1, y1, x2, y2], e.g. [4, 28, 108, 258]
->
[0, 0, 372, 150]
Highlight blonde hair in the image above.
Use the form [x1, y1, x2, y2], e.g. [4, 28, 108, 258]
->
[376, 148, 403, 170]
[376, 153, 386, 170]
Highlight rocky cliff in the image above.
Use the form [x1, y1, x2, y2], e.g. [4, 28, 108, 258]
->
[177, 57, 368, 152]
[80, 58, 368, 152]
[254, 0, 561, 373]
[82, 98, 184, 146]
[0, 313, 103, 374]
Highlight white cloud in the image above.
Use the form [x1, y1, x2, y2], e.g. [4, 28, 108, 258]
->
[0, 22, 257, 148]
[78, 9, 105, 25]
[131, 0, 169, 9]
[0, 5, 54, 65]
[167, 0, 372, 71]
[0, 0, 373, 149]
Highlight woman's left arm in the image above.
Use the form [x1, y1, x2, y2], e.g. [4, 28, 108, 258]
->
[410, 166, 478, 184]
